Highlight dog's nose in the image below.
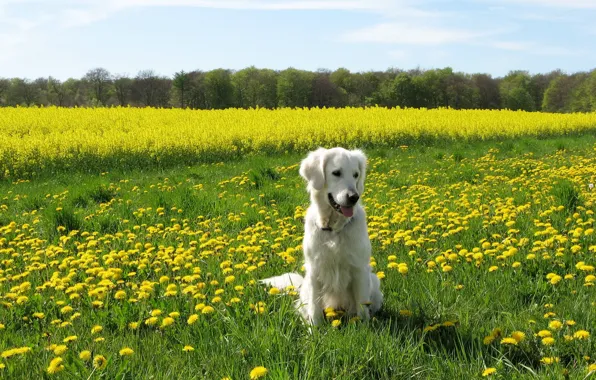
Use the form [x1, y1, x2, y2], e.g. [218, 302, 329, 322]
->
[347, 192, 360, 205]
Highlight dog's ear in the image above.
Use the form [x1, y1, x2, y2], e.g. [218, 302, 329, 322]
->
[351, 149, 367, 194]
[299, 148, 327, 191]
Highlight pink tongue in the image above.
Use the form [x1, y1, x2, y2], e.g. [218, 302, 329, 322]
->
[340, 206, 354, 217]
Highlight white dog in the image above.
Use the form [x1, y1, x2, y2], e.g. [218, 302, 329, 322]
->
[261, 147, 383, 326]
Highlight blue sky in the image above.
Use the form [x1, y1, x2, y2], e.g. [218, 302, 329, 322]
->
[1, 0, 595, 80]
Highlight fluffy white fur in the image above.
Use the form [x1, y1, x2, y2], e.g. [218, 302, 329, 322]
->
[261, 147, 383, 325]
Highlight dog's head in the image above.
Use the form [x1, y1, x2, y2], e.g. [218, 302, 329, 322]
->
[299, 147, 367, 218]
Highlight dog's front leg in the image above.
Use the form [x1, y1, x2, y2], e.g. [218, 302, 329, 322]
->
[302, 273, 324, 326]
[350, 267, 371, 321]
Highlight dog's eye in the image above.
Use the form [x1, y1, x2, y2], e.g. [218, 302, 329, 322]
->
[332, 170, 341, 177]
[354, 173, 359, 179]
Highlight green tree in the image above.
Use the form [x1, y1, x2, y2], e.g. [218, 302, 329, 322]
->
[471, 74, 500, 109]
[232, 67, 278, 108]
[172, 71, 190, 108]
[542, 74, 587, 113]
[500, 71, 535, 111]
[113, 75, 133, 106]
[277, 68, 313, 108]
[84, 68, 112, 106]
[390, 73, 417, 107]
[204, 69, 234, 109]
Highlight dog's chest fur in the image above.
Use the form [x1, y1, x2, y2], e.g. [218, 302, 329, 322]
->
[303, 206, 371, 294]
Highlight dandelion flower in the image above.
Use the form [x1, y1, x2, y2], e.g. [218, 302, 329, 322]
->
[0, 347, 31, 359]
[540, 357, 560, 365]
[119, 347, 134, 356]
[53, 345, 68, 355]
[542, 337, 555, 346]
[511, 331, 526, 342]
[250, 366, 268, 379]
[145, 317, 158, 326]
[160, 317, 175, 328]
[500, 337, 517, 345]
[482, 368, 496, 377]
[93, 355, 107, 370]
[183, 345, 194, 352]
[548, 320, 563, 330]
[268, 287, 280, 295]
[79, 350, 91, 361]
[47, 357, 64, 374]
[574, 330, 590, 339]
[61, 333, 77, 343]
[151, 309, 162, 317]
[537, 330, 552, 338]
[188, 314, 199, 324]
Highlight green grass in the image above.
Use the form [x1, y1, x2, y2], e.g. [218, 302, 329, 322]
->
[1, 135, 596, 379]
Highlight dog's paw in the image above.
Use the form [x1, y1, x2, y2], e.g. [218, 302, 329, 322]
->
[306, 306, 324, 326]
[357, 305, 371, 321]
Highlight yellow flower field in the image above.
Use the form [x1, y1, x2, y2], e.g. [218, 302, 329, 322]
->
[0, 107, 595, 378]
[0, 106, 595, 178]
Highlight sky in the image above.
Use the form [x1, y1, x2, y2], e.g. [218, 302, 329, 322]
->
[1, 0, 595, 80]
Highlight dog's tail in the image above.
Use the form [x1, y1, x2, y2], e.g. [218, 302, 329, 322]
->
[260, 273, 304, 290]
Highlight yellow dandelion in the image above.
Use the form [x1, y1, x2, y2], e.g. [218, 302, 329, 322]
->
[482, 367, 496, 377]
[540, 357, 560, 365]
[250, 366, 268, 379]
[119, 347, 134, 356]
[537, 330, 552, 338]
[79, 350, 92, 361]
[542, 337, 555, 346]
[93, 355, 107, 369]
[188, 314, 199, 324]
[160, 317, 175, 328]
[548, 320, 563, 330]
[574, 330, 590, 339]
[183, 345, 195, 352]
[268, 287, 280, 295]
[500, 337, 517, 345]
[511, 331, 526, 342]
[47, 357, 64, 374]
[151, 309, 162, 317]
[145, 317, 158, 326]
[53, 345, 68, 356]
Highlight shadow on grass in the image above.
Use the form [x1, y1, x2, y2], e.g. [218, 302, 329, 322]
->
[372, 307, 542, 371]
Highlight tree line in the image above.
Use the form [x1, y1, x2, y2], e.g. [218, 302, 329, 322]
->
[0, 66, 595, 112]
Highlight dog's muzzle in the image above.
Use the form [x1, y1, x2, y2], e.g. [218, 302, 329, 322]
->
[328, 193, 358, 217]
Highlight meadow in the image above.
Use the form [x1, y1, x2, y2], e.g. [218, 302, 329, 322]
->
[0, 108, 596, 379]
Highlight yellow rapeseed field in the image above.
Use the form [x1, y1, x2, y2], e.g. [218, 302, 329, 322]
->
[0, 106, 595, 177]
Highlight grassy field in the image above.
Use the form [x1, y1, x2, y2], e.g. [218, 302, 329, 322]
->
[1, 131, 595, 379]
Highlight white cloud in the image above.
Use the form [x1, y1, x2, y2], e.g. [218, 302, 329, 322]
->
[491, 40, 586, 56]
[343, 23, 506, 45]
[85, 0, 399, 12]
[495, 0, 596, 9]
